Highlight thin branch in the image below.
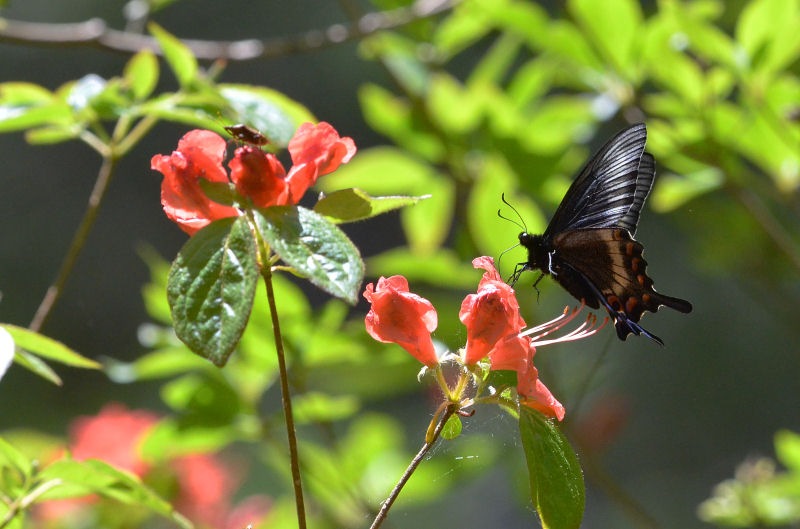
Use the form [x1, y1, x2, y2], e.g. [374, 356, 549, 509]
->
[261, 267, 307, 529]
[29, 153, 117, 332]
[0, 0, 456, 62]
[369, 405, 456, 529]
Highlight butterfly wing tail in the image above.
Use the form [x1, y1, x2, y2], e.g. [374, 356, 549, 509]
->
[655, 293, 692, 314]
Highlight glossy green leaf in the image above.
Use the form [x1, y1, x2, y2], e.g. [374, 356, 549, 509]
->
[441, 414, 462, 440]
[0, 437, 32, 481]
[313, 188, 429, 224]
[148, 23, 197, 87]
[569, 0, 642, 78]
[167, 216, 259, 367]
[293, 392, 360, 424]
[124, 49, 159, 100]
[2, 324, 100, 369]
[519, 406, 585, 529]
[220, 84, 315, 147]
[254, 206, 364, 304]
[12, 349, 61, 385]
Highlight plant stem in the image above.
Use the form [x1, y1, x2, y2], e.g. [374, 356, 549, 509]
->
[369, 405, 456, 529]
[261, 267, 307, 529]
[29, 153, 117, 332]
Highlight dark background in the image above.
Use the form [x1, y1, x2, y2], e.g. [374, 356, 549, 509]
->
[1, 1, 799, 528]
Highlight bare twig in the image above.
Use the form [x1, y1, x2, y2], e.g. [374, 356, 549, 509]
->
[369, 405, 456, 529]
[261, 267, 307, 529]
[0, 0, 456, 62]
[29, 153, 117, 332]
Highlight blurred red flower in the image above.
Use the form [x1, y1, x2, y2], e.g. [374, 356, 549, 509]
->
[363, 275, 439, 366]
[37, 404, 270, 529]
[152, 122, 356, 235]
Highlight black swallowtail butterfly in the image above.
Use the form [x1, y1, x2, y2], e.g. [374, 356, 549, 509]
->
[507, 123, 692, 345]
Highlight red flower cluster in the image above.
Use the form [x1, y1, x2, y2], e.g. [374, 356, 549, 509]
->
[363, 257, 605, 420]
[152, 122, 356, 235]
[37, 403, 270, 529]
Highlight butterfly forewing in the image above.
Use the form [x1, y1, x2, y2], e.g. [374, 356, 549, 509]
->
[544, 123, 648, 236]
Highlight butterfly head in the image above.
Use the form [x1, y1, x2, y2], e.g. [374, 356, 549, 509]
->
[518, 232, 550, 272]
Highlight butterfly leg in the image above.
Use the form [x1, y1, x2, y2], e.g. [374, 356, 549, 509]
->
[532, 272, 545, 302]
[508, 262, 530, 287]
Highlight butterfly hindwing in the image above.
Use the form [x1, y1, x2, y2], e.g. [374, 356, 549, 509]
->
[550, 228, 692, 342]
[544, 123, 649, 237]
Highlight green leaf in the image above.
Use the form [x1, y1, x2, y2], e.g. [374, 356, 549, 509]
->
[219, 84, 316, 147]
[0, 83, 72, 133]
[2, 324, 100, 369]
[148, 23, 197, 87]
[24, 125, 80, 145]
[293, 392, 360, 424]
[253, 206, 364, 305]
[12, 349, 62, 386]
[401, 177, 454, 254]
[519, 406, 585, 529]
[167, 216, 259, 367]
[318, 146, 438, 195]
[441, 414, 462, 440]
[124, 49, 159, 101]
[569, 0, 643, 78]
[367, 248, 478, 288]
[198, 179, 244, 207]
[0, 437, 32, 481]
[651, 168, 724, 212]
[104, 346, 207, 382]
[775, 430, 800, 471]
[427, 73, 483, 134]
[313, 188, 429, 224]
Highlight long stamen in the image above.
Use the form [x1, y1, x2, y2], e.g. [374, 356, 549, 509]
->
[521, 304, 609, 347]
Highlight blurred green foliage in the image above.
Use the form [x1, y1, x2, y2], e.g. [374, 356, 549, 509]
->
[2, 0, 800, 527]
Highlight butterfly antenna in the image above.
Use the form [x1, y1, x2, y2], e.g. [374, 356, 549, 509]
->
[500, 193, 528, 233]
[498, 242, 520, 265]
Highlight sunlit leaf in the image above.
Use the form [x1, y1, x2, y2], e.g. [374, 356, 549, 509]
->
[148, 23, 197, 87]
[167, 216, 258, 367]
[519, 407, 585, 529]
[313, 188, 429, 224]
[254, 206, 364, 304]
[2, 324, 100, 369]
[124, 49, 159, 101]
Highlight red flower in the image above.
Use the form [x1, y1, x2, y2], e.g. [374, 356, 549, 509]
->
[228, 146, 288, 208]
[363, 276, 439, 366]
[69, 403, 158, 476]
[152, 130, 240, 235]
[459, 256, 526, 365]
[484, 325, 566, 421]
[152, 122, 356, 235]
